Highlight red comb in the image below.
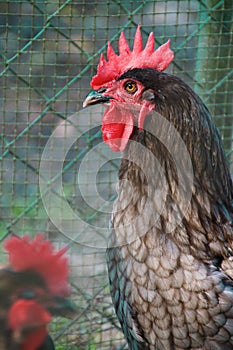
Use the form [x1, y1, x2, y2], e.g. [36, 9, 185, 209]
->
[4, 234, 70, 296]
[91, 24, 174, 90]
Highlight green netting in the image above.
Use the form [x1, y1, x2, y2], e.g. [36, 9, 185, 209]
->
[0, 1, 232, 349]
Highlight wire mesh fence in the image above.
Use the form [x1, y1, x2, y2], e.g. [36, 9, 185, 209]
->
[0, 0, 232, 349]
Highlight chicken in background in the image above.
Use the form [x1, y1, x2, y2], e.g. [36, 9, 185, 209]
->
[84, 25, 233, 349]
[0, 234, 73, 350]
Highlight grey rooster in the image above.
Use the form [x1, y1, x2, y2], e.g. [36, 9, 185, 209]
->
[83, 25, 233, 349]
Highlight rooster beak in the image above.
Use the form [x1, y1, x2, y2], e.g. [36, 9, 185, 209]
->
[83, 90, 112, 108]
[48, 296, 77, 318]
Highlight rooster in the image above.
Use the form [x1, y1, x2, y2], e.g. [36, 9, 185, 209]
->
[0, 234, 72, 350]
[83, 25, 233, 349]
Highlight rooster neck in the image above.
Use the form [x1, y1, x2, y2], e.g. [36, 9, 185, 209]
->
[117, 68, 233, 207]
[109, 69, 233, 259]
[113, 115, 233, 259]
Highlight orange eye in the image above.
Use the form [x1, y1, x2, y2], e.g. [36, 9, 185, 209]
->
[124, 81, 137, 94]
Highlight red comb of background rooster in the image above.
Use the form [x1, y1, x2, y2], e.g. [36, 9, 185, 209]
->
[91, 24, 174, 90]
[4, 234, 70, 296]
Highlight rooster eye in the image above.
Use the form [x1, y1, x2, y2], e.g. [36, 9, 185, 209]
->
[124, 81, 137, 94]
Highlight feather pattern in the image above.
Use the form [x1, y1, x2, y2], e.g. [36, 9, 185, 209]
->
[106, 69, 233, 349]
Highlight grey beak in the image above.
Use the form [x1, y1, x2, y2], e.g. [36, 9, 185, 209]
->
[83, 90, 112, 108]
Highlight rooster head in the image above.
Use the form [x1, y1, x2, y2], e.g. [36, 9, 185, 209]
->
[3, 234, 74, 350]
[83, 25, 174, 152]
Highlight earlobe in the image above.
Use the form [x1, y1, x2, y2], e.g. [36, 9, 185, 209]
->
[141, 89, 155, 102]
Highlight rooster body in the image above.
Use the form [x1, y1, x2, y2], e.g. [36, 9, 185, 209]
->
[84, 26, 233, 349]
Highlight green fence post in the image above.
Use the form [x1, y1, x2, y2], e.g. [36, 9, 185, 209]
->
[195, 0, 233, 157]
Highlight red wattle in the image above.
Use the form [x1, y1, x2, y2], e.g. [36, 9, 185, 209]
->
[21, 327, 47, 350]
[102, 102, 134, 152]
[8, 300, 51, 350]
